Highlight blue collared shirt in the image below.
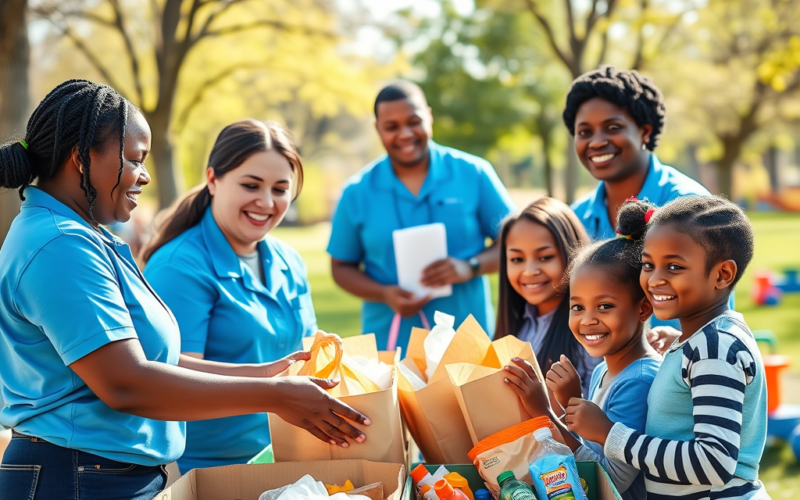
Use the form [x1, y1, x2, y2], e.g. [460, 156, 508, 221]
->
[144, 207, 317, 472]
[0, 187, 185, 466]
[327, 142, 516, 351]
[571, 154, 710, 240]
[571, 155, 714, 328]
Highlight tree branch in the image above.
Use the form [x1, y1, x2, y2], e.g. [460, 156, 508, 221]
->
[173, 63, 262, 133]
[59, 25, 126, 93]
[182, 0, 204, 45]
[584, 0, 600, 42]
[630, 0, 648, 71]
[198, 19, 337, 41]
[564, 0, 577, 44]
[523, 0, 575, 75]
[108, 0, 144, 108]
[190, 0, 249, 47]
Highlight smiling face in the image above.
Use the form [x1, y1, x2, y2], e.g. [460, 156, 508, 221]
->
[569, 265, 652, 358]
[640, 222, 731, 322]
[505, 218, 566, 315]
[86, 108, 151, 225]
[375, 98, 432, 168]
[207, 149, 294, 255]
[574, 97, 652, 182]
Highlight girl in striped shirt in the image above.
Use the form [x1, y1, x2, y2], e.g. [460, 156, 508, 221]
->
[564, 196, 769, 500]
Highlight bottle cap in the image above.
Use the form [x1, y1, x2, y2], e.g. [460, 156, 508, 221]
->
[533, 427, 553, 442]
[497, 471, 516, 484]
[474, 489, 492, 500]
[411, 464, 430, 483]
[434, 479, 455, 499]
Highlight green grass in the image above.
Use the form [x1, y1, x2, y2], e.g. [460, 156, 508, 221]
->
[272, 211, 800, 493]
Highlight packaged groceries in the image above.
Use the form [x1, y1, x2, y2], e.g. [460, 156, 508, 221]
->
[528, 428, 587, 500]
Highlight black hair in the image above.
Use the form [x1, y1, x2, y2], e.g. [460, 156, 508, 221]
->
[373, 81, 428, 118]
[562, 66, 666, 151]
[566, 200, 653, 304]
[495, 197, 592, 375]
[0, 79, 130, 222]
[620, 196, 754, 287]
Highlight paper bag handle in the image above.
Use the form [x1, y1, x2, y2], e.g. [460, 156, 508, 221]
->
[298, 334, 344, 379]
[387, 311, 430, 351]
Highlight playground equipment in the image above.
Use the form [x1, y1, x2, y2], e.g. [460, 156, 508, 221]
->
[760, 331, 800, 462]
[753, 268, 800, 306]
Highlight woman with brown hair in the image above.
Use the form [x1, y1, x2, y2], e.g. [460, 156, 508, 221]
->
[142, 119, 326, 473]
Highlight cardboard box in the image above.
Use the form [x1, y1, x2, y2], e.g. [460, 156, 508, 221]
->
[154, 459, 406, 500]
[404, 463, 621, 500]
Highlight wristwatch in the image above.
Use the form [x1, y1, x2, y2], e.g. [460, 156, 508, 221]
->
[468, 256, 481, 277]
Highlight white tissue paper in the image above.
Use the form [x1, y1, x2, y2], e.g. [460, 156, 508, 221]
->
[348, 355, 393, 390]
[397, 362, 427, 390]
[258, 475, 371, 500]
[423, 311, 457, 381]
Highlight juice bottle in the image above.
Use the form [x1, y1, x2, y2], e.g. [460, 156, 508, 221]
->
[497, 471, 538, 500]
[434, 479, 470, 500]
[528, 428, 587, 500]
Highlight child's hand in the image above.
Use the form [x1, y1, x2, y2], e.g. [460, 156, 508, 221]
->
[545, 355, 583, 409]
[564, 398, 614, 446]
[504, 357, 551, 418]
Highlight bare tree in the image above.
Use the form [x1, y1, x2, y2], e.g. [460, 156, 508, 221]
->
[0, 0, 30, 246]
[33, 0, 336, 209]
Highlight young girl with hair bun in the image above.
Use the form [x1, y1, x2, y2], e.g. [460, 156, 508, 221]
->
[564, 196, 769, 500]
[504, 198, 661, 500]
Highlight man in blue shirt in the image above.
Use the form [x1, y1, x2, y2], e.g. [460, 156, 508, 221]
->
[563, 66, 714, 330]
[327, 81, 516, 352]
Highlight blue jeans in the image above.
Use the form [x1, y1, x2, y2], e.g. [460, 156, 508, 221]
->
[0, 431, 167, 500]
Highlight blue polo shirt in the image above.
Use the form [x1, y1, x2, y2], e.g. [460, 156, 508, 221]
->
[0, 187, 185, 466]
[327, 142, 516, 351]
[571, 154, 710, 240]
[571, 155, 720, 328]
[145, 207, 317, 473]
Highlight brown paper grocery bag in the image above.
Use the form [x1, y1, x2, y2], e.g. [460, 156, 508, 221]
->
[396, 315, 493, 464]
[269, 333, 406, 464]
[447, 334, 544, 443]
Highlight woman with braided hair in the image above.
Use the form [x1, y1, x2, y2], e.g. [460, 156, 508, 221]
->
[0, 80, 370, 499]
[565, 65, 713, 335]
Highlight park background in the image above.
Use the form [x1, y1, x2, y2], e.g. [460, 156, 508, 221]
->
[1, 0, 800, 495]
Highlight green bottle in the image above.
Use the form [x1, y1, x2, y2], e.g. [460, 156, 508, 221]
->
[498, 471, 538, 500]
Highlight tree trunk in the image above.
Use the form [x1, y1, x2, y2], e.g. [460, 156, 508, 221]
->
[716, 136, 742, 198]
[564, 135, 578, 204]
[764, 145, 779, 192]
[0, 0, 29, 247]
[536, 115, 554, 197]
[146, 108, 181, 209]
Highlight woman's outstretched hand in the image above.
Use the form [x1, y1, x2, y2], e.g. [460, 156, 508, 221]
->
[274, 376, 371, 448]
[260, 351, 312, 377]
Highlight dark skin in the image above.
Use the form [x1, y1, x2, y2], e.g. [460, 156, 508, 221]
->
[564, 223, 739, 446]
[574, 97, 653, 226]
[331, 96, 500, 318]
[40, 109, 370, 448]
[505, 266, 657, 450]
[640, 223, 737, 341]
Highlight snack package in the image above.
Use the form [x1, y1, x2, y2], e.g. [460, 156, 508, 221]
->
[468, 417, 564, 498]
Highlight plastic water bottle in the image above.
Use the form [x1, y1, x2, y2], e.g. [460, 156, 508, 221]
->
[528, 428, 587, 500]
[497, 471, 538, 500]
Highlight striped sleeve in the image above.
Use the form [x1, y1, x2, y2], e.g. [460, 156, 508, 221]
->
[605, 326, 756, 488]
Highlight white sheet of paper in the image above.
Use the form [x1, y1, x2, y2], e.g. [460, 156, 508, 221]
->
[393, 223, 452, 299]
